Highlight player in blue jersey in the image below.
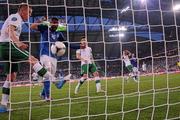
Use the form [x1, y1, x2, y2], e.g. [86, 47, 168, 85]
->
[130, 53, 139, 81]
[31, 17, 72, 101]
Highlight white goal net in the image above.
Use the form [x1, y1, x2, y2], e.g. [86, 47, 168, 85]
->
[0, 0, 180, 120]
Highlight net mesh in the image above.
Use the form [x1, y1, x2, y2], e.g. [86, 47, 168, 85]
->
[0, 0, 180, 120]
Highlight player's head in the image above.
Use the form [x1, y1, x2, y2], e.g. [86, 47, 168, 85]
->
[123, 50, 130, 56]
[50, 17, 59, 31]
[18, 3, 32, 21]
[80, 37, 87, 49]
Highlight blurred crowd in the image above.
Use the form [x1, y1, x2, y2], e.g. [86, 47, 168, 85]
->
[0, 55, 179, 84]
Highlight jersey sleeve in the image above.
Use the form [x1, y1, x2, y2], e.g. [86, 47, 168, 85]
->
[9, 15, 20, 28]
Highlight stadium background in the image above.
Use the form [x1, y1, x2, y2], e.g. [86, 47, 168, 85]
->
[0, 0, 179, 81]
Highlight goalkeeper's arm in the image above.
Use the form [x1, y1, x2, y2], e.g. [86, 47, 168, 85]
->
[30, 16, 48, 31]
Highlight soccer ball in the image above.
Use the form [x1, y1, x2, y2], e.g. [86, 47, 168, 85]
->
[51, 41, 66, 56]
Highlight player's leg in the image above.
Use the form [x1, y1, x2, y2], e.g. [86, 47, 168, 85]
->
[0, 43, 19, 112]
[31, 72, 39, 88]
[133, 67, 139, 81]
[74, 64, 88, 94]
[0, 62, 20, 112]
[8, 42, 51, 81]
[91, 63, 105, 93]
[54, 65, 72, 89]
[55, 74, 72, 89]
[0, 72, 16, 112]
[127, 65, 137, 82]
[39, 55, 52, 100]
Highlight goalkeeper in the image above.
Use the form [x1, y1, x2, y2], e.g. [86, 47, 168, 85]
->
[0, 4, 66, 112]
[74, 38, 105, 94]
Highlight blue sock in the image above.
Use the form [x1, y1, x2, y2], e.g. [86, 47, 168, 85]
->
[42, 81, 50, 98]
[41, 89, 45, 96]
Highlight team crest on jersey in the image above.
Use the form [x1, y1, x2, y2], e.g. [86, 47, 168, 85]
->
[11, 17, 17, 21]
[51, 34, 57, 40]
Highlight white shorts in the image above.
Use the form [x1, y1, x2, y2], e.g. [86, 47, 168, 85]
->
[40, 55, 57, 76]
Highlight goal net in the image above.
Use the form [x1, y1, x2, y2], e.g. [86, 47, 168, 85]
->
[0, 0, 180, 120]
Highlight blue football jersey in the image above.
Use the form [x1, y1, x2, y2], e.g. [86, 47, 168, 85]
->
[131, 57, 137, 67]
[38, 25, 65, 58]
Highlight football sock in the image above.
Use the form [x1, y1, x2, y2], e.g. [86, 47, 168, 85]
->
[43, 80, 50, 98]
[95, 77, 101, 92]
[1, 81, 10, 106]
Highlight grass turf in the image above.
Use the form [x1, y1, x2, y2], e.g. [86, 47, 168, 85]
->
[0, 73, 180, 120]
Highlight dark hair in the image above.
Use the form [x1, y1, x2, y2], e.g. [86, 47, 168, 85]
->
[51, 17, 59, 21]
[81, 37, 87, 42]
[80, 36, 86, 40]
[18, 3, 32, 11]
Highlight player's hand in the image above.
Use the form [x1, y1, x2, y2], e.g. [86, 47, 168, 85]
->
[16, 42, 28, 50]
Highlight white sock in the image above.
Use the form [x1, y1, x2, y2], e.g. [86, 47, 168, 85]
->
[1, 81, 10, 106]
[75, 78, 85, 94]
[80, 77, 85, 83]
[33, 62, 44, 73]
[96, 83, 101, 92]
[95, 77, 101, 92]
[75, 83, 80, 94]
[76, 83, 81, 89]
[77, 78, 85, 89]
[1, 94, 9, 106]
[33, 62, 54, 81]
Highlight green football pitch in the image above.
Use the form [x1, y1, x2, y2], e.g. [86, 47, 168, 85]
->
[0, 73, 180, 120]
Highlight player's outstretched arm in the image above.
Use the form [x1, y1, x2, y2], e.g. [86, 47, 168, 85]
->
[30, 20, 44, 30]
[31, 16, 48, 31]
